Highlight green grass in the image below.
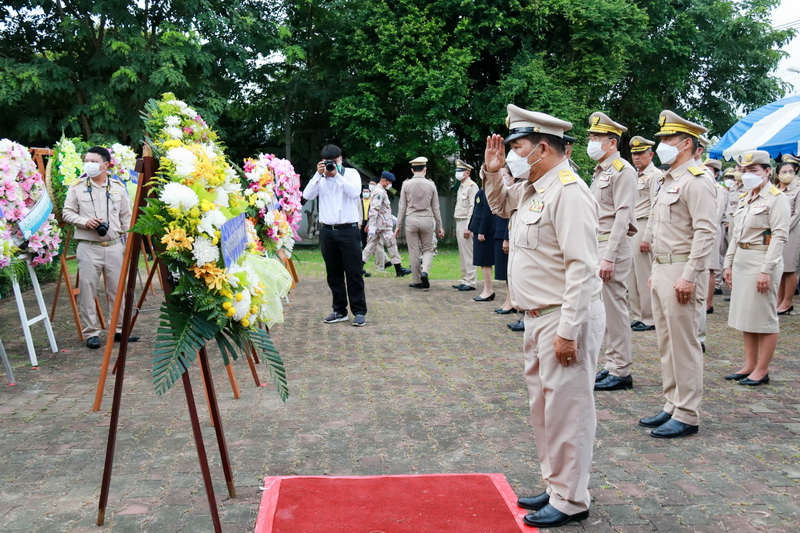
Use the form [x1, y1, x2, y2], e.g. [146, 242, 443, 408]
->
[291, 243, 493, 281]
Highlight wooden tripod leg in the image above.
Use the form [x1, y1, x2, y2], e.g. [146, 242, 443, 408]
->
[181, 369, 223, 532]
[246, 341, 262, 387]
[198, 346, 236, 499]
[196, 357, 215, 427]
[140, 241, 156, 296]
[225, 363, 241, 399]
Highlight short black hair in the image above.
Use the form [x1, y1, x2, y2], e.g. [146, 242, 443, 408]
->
[776, 162, 796, 174]
[320, 144, 342, 159]
[518, 133, 566, 155]
[87, 146, 111, 162]
[677, 133, 699, 152]
[411, 165, 426, 172]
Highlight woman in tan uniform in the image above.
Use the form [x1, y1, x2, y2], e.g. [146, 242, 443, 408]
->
[724, 151, 790, 386]
[774, 162, 800, 314]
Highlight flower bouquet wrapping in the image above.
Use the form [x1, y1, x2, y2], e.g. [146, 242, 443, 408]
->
[46, 136, 84, 223]
[241, 154, 302, 257]
[0, 139, 62, 276]
[133, 93, 287, 398]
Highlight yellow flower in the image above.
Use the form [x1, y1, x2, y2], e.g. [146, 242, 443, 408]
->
[200, 199, 215, 212]
[189, 263, 227, 291]
[235, 292, 243, 302]
[226, 307, 236, 317]
[249, 306, 258, 315]
[222, 302, 232, 310]
[163, 139, 182, 149]
[161, 227, 194, 251]
[188, 207, 200, 218]
[240, 318, 250, 328]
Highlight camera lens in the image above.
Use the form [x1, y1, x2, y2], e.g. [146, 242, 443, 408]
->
[325, 160, 337, 173]
[96, 222, 109, 237]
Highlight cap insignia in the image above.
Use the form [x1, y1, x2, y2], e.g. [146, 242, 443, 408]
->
[632, 139, 640, 147]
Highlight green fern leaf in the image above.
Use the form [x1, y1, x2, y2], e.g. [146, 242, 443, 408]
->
[153, 301, 220, 395]
[248, 327, 288, 402]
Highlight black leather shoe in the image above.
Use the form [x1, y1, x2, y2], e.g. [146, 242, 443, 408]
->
[630, 320, 643, 328]
[361, 269, 371, 277]
[114, 333, 140, 343]
[472, 292, 495, 302]
[594, 374, 633, 391]
[420, 272, 430, 289]
[508, 320, 524, 332]
[452, 284, 465, 289]
[706, 306, 714, 314]
[496, 308, 516, 315]
[522, 504, 588, 528]
[650, 418, 698, 439]
[739, 374, 769, 386]
[639, 410, 672, 428]
[777, 305, 793, 315]
[701, 342, 706, 353]
[632, 322, 655, 332]
[458, 285, 476, 291]
[725, 372, 749, 381]
[595, 369, 609, 382]
[86, 336, 101, 349]
[517, 491, 549, 511]
[409, 283, 426, 289]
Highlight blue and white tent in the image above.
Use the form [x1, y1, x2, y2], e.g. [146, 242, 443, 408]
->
[708, 95, 800, 161]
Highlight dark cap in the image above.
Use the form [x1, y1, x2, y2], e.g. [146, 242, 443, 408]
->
[381, 171, 396, 182]
[563, 134, 576, 144]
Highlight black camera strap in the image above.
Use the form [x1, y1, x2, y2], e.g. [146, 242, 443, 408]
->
[87, 177, 111, 227]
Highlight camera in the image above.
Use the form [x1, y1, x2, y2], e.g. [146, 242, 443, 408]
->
[324, 160, 337, 173]
[96, 222, 109, 237]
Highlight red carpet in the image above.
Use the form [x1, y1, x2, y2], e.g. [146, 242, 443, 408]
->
[256, 473, 532, 532]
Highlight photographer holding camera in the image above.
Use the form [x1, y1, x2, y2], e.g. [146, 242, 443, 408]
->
[63, 146, 138, 349]
[303, 144, 368, 326]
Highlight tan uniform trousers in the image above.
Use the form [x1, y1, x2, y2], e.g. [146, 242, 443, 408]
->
[405, 215, 435, 283]
[76, 241, 125, 338]
[650, 262, 707, 426]
[455, 218, 476, 287]
[628, 218, 654, 326]
[362, 230, 401, 266]
[599, 238, 633, 377]
[523, 298, 605, 515]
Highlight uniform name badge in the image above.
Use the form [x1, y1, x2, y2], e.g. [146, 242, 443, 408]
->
[666, 186, 680, 194]
[529, 199, 544, 213]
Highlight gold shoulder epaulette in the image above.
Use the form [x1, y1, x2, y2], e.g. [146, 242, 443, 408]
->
[739, 192, 747, 198]
[612, 158, 625, 171]
[688, 166, 704, 176]
[558, 169, 578, 185]
[68, 177, 85, 187]
[770, 185, 780, 196]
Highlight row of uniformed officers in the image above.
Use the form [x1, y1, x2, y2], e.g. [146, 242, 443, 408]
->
[470, 104, 795, 528]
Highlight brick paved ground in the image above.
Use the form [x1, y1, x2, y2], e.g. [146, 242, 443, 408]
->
[0, 260, 798, 532]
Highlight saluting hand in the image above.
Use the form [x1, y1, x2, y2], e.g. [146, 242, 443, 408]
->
[554, 335, 578, 367]
[674, 277, 696, 305]
[484, 134, 506, 173]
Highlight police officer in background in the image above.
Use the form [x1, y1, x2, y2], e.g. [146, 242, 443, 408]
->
[484, 104, 604, 528]
[452, 159, 479, 291]
[361, 171, 411, 277]
[639, 111, 717, 438]
[395, 157, 445, 290]
[63, 146, 137, 349]
[629, 136, 662, 333]
[586, 112, 638, 392]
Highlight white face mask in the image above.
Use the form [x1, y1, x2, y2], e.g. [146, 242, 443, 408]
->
[506, 145, 542, 179]
[742, 171, 765, 191]
[362, 192, 370, 199]
[454, 171, 465, 180]
[84, 161, 102, 178]
[656, 142, 681, 165]
[586, 140, 607, 161]
[724, 178, 735, 189]
[385, 183, 392, 190]
[368, 184, 376, 191]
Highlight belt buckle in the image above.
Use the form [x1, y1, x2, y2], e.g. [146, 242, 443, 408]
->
[101, 241, 109, 247]
[529, 309, 542, 318]
[741, 243, 749, 249]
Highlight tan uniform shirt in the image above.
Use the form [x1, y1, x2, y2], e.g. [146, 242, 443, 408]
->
[646, 159, 718, 283]
[590, 151, 638, 262]
[634, 162, 662, 220]
[725, 183, 745, 226]
[485, 159, 602, 340]
[63, 176, 132, 242]
[724, 184, 790, 274]
[781, 179, 800, 231]
[367, 185, 394, 231]
[454, 178, 478, 219]
[396, 175, 443, 231]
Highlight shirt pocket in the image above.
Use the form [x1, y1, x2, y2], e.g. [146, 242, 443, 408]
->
[745, 205, 769, 229]
[78, 191, 97, 216]
[514, 210, 542, 249]
[595, 179, 612, 204]
[657, 192, 681, 222]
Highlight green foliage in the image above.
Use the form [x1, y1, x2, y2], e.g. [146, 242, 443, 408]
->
[153, 300, 221, 395]
[248, 327, 288, 402]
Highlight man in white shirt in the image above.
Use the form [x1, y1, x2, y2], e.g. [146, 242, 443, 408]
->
[302, 144, 368, 326]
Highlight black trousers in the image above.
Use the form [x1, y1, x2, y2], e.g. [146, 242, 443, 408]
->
[320, 225, 367, 316]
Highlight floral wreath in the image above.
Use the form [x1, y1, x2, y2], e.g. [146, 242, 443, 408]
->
[133, 93, 288, 398]
[0, 139, 62, 275]
[242, 154, 302, 256]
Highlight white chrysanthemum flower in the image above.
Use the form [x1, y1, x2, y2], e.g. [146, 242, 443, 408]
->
[262, 210, 276, 226]
[198, 209, 226, 235]
[227, 264, 243, 287]
[165, 126, 184, 139]
[166, 147, 197, 178]
[232, 290, 252, 321]
[165, 115, 181, 127]
[159, 182, 199, 211]
[184, 106, 197, 118]
[191, 235, 220, 266]
[243, 188, 254, 196]
[215, 188, 229, 207]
